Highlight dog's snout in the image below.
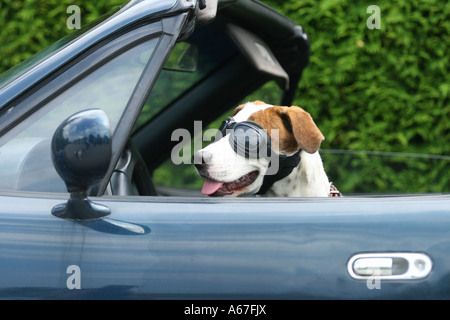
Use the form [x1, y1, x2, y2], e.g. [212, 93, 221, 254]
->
[193, 150, 212, 170]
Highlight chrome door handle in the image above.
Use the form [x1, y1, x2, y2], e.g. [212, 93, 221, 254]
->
[347, 253, 432, 280]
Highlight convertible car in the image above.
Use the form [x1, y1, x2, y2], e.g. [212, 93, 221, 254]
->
[0, 0, 448, 300]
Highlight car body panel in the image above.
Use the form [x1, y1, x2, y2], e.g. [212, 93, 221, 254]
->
[0, 192, 449, 299]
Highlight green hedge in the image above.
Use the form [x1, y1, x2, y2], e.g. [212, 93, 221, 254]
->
[0, 0, 125, 73]
[261, 0, 449, 193]
[262, 0, 449, 153]
[1, 0, 448, 193]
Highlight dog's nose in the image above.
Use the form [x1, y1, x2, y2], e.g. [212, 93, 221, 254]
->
[193, 150, 212, 170]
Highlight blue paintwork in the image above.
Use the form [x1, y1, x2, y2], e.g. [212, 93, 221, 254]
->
[0, 193, 449, 299]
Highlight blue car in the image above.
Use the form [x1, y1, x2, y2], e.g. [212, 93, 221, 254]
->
[0, 0, 448, 300]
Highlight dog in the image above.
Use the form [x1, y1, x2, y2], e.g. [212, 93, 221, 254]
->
[194, 101, 340, 197]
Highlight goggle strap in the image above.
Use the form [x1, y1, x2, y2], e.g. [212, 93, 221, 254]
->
[256, 149, 301, 195]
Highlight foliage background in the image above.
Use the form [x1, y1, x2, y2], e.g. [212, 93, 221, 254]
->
[0, 0, 448, 194]
[260, 0, 450, 193]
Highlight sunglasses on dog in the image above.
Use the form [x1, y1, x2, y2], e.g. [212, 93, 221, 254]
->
[215, 117, 272, 159]
[214, 116, 301, 194]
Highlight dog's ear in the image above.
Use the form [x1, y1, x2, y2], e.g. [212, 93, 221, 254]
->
[279, 106, 325, 154]
[231, 101, 267, 117]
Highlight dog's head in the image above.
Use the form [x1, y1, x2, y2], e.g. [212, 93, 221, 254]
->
[194, 101, 324, 196]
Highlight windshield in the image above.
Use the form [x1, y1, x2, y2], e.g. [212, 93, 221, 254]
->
[0, 37, 158, 193]
[0, 9, 119, 89]
[320, 149, 450, 194]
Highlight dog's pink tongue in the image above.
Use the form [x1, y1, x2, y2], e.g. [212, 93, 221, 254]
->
[201, 179, 224, 195]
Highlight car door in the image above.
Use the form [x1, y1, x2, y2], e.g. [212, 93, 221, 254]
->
[0, 6, 191, 298]
[1, 190, 449, 299]
[99, 194, 449, 299]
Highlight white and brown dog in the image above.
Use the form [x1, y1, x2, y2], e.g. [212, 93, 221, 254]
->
[194, 101, 340, 197]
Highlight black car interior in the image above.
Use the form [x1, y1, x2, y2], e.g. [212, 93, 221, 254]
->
[9, 1, 310, 197]
[129, 4, 309, 196]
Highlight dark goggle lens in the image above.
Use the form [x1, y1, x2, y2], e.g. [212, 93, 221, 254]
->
[214, 118, 271, 159]
[232, 123, 271, 159]
[232, 126, 262, 157]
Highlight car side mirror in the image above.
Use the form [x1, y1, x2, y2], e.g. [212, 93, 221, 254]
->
[51, 109, 111, 220]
